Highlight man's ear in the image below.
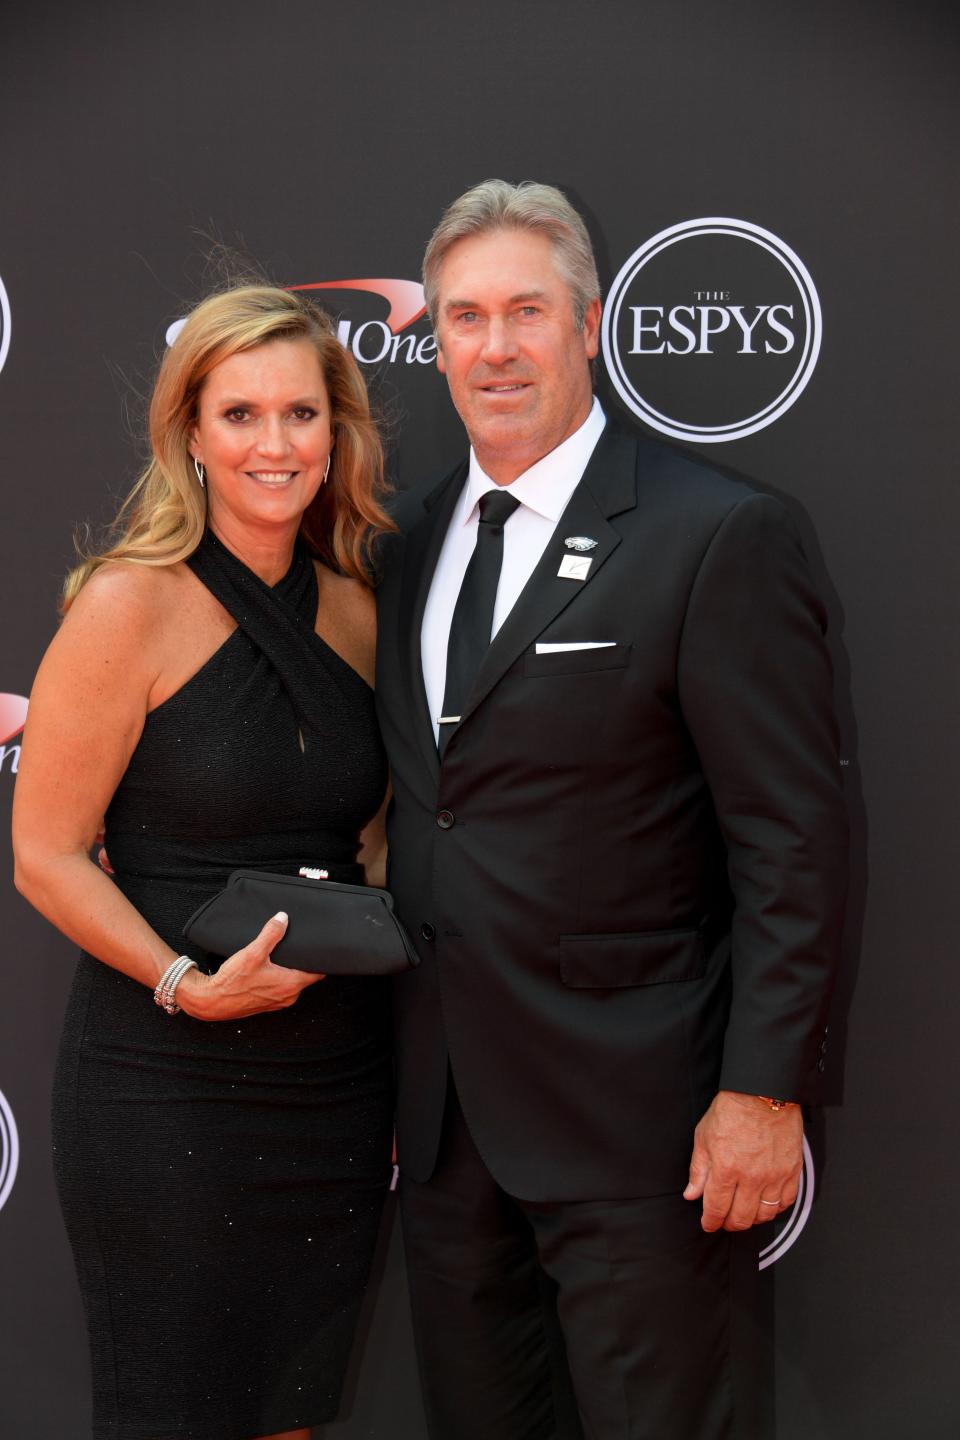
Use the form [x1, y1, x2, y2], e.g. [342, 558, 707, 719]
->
[435, 337, 447, 376]
[582, 298, 602, 362]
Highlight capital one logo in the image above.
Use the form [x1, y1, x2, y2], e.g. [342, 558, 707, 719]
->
[759, 1134, 815, 1270]
[290, 278, 435, 366]
[0, 270, 11, 377]
[0, 693, 28, 776]
[166, 278, 434, 367]
[0, 1088, 19, 1213]
[601, 219, 822, 443]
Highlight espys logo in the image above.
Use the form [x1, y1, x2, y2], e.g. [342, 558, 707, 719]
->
[0, 693, 28, 775]
[166, 278, 435, 367]
[0, 270, 11, 377]
[759, 1134, 815, 1270]
[601, 218, 822, 443]
[0, 1088, 19, 1213]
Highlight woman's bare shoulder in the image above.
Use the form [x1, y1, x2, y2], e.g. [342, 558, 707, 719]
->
[313, 561, 376, 631]
[60, 560, 215, 671]
[57, 559, 234, 711]
[313, 561, 376, 683]
[68, 559, 191, 623]
[59, 560, 177, 648]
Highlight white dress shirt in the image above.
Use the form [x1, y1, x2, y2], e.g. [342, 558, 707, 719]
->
[421, 398, 606, 743]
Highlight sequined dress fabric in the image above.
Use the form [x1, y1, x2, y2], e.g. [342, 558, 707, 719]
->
[51, 534, 393, 1440]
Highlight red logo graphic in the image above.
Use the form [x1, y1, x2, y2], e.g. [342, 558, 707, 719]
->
[0, 694, 28, 744]
[164, 278, 433, 365]
[288, 278, 426, 334]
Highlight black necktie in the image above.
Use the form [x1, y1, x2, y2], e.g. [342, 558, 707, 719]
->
[438, 488, 521, 757]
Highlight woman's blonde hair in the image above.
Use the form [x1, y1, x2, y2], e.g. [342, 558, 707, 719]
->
[63, 285, 392, 609]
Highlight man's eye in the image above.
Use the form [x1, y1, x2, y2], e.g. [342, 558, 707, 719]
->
[456, 311, 478, 324]
[519, 306, 540, 317]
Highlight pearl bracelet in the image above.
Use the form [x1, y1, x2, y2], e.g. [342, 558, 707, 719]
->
[153, 956, 199, 1015]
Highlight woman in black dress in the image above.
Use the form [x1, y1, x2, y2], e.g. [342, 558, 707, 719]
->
[13, 286, 396, 1440]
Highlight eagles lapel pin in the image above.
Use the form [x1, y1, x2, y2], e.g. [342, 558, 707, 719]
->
[564, 536, 598, 552]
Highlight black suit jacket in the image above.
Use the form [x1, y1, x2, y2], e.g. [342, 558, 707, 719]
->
[375, 422, 847, 1202]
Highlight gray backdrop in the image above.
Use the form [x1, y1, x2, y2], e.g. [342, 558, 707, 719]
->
[1, 1, 957, 1435]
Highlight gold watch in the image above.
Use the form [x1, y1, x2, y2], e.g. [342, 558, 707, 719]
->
[757, 1096, 796, 1111]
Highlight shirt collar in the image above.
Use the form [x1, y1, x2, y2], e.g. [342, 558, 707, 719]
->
[459, 397, 606, 525]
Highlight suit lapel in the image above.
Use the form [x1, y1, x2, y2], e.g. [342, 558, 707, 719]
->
[396, 462, 468, 782]
[462, 425, 639, 727]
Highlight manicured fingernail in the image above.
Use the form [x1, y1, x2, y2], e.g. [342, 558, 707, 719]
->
[274, 911, 288, 924]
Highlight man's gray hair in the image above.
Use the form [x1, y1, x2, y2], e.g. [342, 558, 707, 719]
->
[422, 179, 601, 333]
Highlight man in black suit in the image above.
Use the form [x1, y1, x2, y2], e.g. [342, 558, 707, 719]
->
[375, 180, 847, 1440]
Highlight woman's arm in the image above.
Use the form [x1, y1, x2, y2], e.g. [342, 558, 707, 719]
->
[12, 564, 318, 1021]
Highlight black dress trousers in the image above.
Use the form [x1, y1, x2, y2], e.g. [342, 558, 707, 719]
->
[400, 1077, 773, 1440]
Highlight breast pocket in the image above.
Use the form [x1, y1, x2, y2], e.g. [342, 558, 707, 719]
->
[523, 642, 631, 678]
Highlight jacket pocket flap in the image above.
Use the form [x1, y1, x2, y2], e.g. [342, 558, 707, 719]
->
[559, 929, 705, 988]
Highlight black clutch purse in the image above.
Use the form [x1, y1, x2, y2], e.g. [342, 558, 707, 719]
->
[183, 869, 420, 976]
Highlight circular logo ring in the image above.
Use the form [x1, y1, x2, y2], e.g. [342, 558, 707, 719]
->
[0, 272, 11, 377]
[758, 1134, 815, 1270]
[601, 218, 822, 444]
[0, 1087, 20, 1213]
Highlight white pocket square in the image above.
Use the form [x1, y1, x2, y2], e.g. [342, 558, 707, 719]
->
[535, 642, 617, 654]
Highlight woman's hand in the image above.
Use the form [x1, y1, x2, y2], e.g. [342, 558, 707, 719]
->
[177, 912, 325, 1022]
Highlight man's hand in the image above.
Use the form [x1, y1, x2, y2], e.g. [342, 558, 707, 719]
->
[683, 1090, 803, 1232]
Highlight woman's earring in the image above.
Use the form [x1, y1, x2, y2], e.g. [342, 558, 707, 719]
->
[322, 454, 331, 484]
[193, 457, 206, 489]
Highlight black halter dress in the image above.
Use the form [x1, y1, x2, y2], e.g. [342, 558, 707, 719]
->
[51, 534, 394, 1440]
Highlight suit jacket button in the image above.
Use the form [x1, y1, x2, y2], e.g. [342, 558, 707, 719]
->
[436, 810, 455, 829]
[817, 1057, 826, 1073]
[420, 922, 436, 941]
